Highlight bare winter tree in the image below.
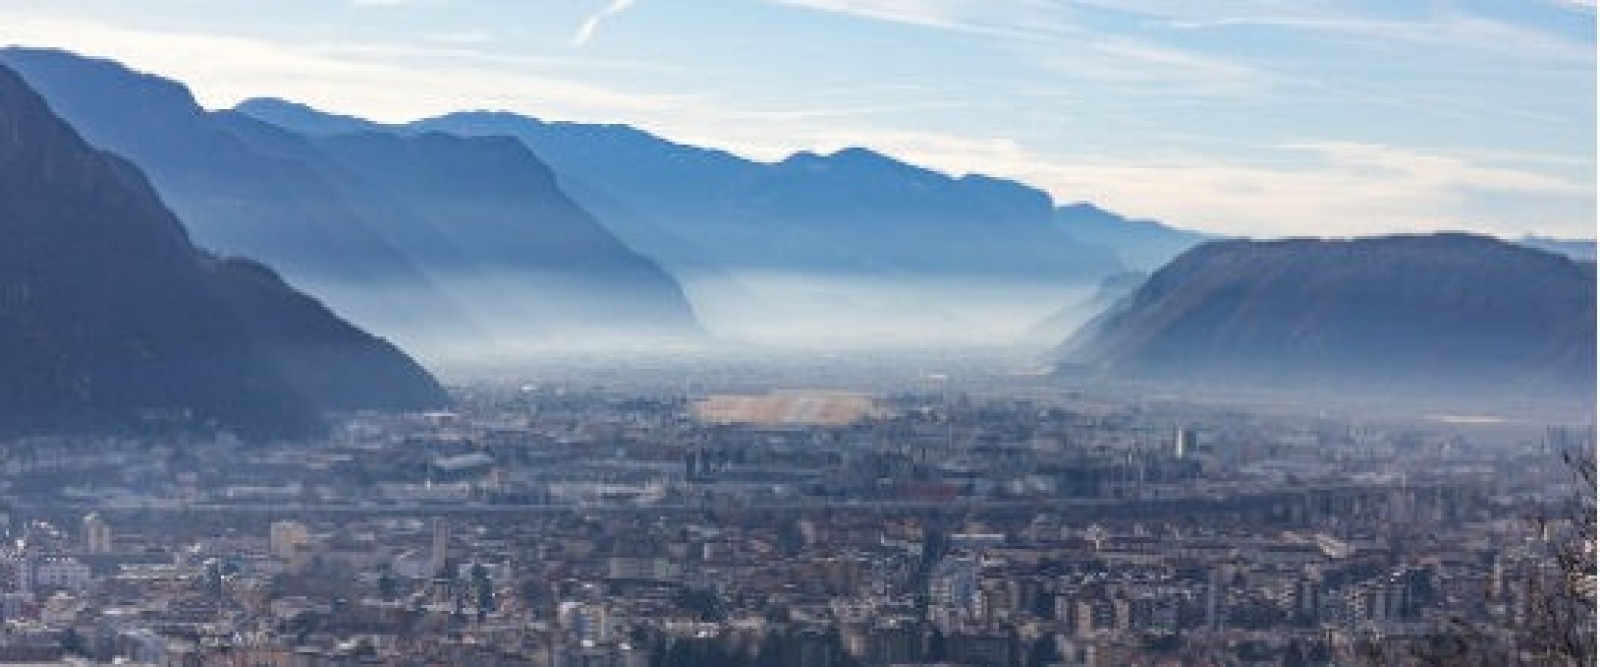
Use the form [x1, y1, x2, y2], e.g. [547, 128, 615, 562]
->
[1358, 445, 1595, 666]
[1519, 447, 1598, 666]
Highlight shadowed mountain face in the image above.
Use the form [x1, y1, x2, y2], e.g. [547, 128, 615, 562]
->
[213, 113, 702, 352]
[1061, 234, 1597, 405]
[0, 63, 445, 439]
[0, 50, 432, 288]
[262, 107, 1128, 346]
[1, 48, 701, 362]
[309, 129, 699, 334]
[200, 255, 449, 415]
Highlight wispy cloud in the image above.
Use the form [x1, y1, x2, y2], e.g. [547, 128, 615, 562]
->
[714, 100, 981, 122]
[770, 0, 1047, 40]
[0, 13, 694, 118]
[1078, 1, 1596, 64]
[1546, 0, 1597, 13]
[571, 0, 638, 47]
[426, 31, 494, 46]
[1162, 14, 1593, 63]
[767, 0, 1267, 94]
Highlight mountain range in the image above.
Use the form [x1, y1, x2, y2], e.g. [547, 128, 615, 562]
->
[4, 45, 1590, 412]
[0, 47, 1242, 350]
[0, 62, 446, 439]
[0, 48, 700, 362]
[1060, 233, 1596, 406]
[240, 100, 1178, 345]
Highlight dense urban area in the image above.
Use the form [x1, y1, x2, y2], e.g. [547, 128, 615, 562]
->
[0, 356, 1592, 667]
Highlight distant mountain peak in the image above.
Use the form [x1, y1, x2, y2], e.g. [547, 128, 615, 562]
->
[234, 97, 383, 135]
[825, 145, 897, 164]
[1061, 201, 1114, 214]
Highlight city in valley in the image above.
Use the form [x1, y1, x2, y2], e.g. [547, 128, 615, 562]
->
[0, 355, 1589, 667]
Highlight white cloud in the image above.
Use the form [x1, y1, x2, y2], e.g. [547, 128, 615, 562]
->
[1012, 143, 1594, 239]
[0, 13, 692, 120]
[571, 0, 638, 47]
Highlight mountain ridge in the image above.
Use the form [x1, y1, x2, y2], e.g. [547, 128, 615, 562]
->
[397, 108, 1129, 344]
[0, 61, 446, 439]
[1060, 233, 1595, 405]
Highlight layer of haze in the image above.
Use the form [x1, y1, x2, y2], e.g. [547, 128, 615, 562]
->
[336, 274, 1099, 364]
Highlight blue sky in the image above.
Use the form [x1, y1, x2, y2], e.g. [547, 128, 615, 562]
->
[0, 0, 1593, 238]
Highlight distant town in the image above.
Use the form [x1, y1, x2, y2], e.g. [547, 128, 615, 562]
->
[0, 2, 1593, 665]
[0, 356, 1588, 667]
